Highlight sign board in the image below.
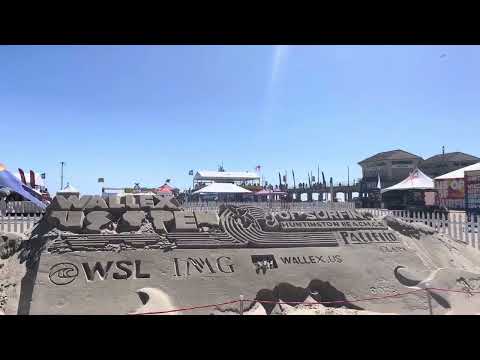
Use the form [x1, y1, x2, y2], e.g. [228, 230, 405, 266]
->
[465, 170, 480, 212]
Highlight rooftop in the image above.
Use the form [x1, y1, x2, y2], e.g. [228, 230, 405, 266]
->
[194, 170, 260, 181]
[358, 149, 423, 165]
[435, 162, 480, 180]
[422, 152, 480, 165]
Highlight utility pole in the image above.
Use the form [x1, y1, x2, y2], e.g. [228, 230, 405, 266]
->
[60, 161, 66, 190]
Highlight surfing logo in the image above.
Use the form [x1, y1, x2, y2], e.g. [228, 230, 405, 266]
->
[49, 263, 79, 285]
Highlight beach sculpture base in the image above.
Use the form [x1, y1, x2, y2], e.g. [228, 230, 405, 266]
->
[16, 195, 480, 315]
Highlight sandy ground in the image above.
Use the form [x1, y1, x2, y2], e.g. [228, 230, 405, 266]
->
[0, 253, 26, 315]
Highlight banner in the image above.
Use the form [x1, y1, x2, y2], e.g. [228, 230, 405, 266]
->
[465, 170, 480, 211]
[446, 179, 464, 199]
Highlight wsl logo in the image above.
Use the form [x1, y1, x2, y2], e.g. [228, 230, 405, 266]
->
[48, 260, 150, 285]
[49, 263, 79, 285]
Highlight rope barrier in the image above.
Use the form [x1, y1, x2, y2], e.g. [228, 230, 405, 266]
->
[131, 299, 240, 315]
[131, 286, 480, 315]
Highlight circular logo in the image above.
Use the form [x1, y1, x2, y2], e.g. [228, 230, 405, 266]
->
[49, 263, 79, 285]
[450, 180, 459, 190]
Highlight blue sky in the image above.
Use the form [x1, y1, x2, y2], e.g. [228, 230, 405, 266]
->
[1, 45, 479, 194]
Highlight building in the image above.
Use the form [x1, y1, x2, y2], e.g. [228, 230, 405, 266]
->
[420, 152, 480, 179]
[193, 170, 260, 190]
[358, 149, 424, 191]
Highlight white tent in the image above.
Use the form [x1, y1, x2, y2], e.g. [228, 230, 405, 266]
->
[57, 184, 79, 194]
[193, 183, 252, 194]
[435, 162, 480, 180]
[381, 169, 434, 194]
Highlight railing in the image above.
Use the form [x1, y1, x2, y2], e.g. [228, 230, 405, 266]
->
[182, 201, 356, 212]
[357, 208, 480, 248]
[0, 213, 43, 235]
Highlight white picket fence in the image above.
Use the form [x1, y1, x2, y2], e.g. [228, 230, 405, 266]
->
[182, 201, 356, 212]
[357, 208, 480, 249]
[0, 213, 43, 235]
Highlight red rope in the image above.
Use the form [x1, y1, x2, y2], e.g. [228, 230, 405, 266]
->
[131, 299, 240, 315]
[131, 287, 480, 315]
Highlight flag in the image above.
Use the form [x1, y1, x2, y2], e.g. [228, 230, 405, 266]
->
[41, 173, 46, 179]
[377, 173, 382, 190]
[188, 170, 194, 176]
[18, 168, 26, 185]
[98, 177, 104, 183]
[255, 165, 261, 172]
[29, 170, 36, 188]
[166, 179, 171, 183]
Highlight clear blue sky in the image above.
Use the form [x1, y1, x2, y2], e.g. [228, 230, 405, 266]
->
[1, 45, 479, 194]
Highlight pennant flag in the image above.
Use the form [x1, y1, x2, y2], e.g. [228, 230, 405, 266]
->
[18, 168, 26, 185]
[29, 170, 36, 188]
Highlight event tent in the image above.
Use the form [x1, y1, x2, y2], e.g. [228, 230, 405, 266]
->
[57, 184, 80, 196]
[435, 162, 480, 180]
[156, 183, 177, 194]
[381, 169, 434, 194]
[193, 183, 252, 194]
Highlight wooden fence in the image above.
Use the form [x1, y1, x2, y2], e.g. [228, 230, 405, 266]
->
[357, 208, 480, 249]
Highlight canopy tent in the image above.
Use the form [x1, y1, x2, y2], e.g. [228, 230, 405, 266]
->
[435, 162, 480, 180]
[193, 183, 252, 194]
[57, 184, 79, 195]
[381, 169, 434, 194]
[156, 183, 177, 194]
[157, 187, 173, 194]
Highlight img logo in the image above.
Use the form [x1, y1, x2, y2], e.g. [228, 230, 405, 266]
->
[251, 255, 278, 275]
[49, 263, 79, 285]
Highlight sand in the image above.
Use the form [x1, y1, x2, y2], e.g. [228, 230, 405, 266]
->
[4, 212, 480, 315]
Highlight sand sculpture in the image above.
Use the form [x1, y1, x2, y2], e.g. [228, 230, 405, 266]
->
[1, 193, 479, 315]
